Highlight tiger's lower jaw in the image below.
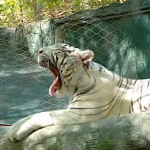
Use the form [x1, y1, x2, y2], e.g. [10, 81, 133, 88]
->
[53, 85, 68, 98]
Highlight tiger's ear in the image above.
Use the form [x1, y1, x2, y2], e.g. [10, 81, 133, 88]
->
[79, 50, 94, 64]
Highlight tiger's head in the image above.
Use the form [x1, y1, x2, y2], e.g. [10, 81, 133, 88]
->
[38, 43, 94, 97]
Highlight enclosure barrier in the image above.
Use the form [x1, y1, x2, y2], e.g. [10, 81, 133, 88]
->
[1, 113, 150, 150]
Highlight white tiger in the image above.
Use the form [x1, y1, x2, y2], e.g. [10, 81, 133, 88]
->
[9, 43, 150, 142]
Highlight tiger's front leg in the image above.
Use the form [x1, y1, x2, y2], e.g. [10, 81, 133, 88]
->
[9, 112, 53, 142]
[9, 109, 96, 142]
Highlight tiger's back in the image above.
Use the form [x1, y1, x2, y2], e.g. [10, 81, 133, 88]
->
[69, 61, 150, 118]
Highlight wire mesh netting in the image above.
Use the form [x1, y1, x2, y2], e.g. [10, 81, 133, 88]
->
[1, 0, 150, 133]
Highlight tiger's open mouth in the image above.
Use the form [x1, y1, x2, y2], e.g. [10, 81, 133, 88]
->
[39, 59, 62, 96]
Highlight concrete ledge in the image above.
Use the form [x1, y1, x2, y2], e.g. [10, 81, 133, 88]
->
[1, 113, 150, 150]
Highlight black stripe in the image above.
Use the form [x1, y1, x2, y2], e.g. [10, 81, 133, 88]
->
[117, 76, 122, 86]
[99, 65, 103, 72]
[138, 82, 143, 110]
[121, 78, 133, 114]
[55, 55, 59, 67]
[67, 73, 73, 82]
[59, 56, 67, 71]
[136, 80, 143, 92]
[74, 87, 78, 93]
[70, 106, 113, 117]
[78, 79, 96, 95]
[123, 79, 135, 113]
[90, 65, 93, 70]
[144, 106, 148, 111]
[52, 53, 55, 64]
[112, 72, 115, 81]
[72, 78, 96, 103]
[130, 80, 137, 113]
[131, 80, 143, 112]
[58, 54, 66, 70]
[135, 94, 150, 102]
[132, 80, 142, 112]
[86, 70, 91, 78]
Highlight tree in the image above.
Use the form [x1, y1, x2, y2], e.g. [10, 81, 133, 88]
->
[0, 0, 124, 27]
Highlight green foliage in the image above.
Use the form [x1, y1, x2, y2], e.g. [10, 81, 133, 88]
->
[0, 0, 119, 27]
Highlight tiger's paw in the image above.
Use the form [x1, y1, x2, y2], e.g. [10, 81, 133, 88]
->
[9, 112, 53, 142]
[9, 116, 36, 142]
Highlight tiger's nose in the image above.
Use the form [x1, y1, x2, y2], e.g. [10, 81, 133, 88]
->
[38, 49, 44, 54]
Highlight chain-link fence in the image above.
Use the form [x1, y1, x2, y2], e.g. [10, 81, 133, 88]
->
[1, 0, 150, 133]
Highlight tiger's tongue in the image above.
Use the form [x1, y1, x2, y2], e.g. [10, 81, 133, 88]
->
[49, 76, 58, 96]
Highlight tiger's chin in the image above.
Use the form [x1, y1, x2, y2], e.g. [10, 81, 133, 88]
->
[54, 87, 68, 98]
